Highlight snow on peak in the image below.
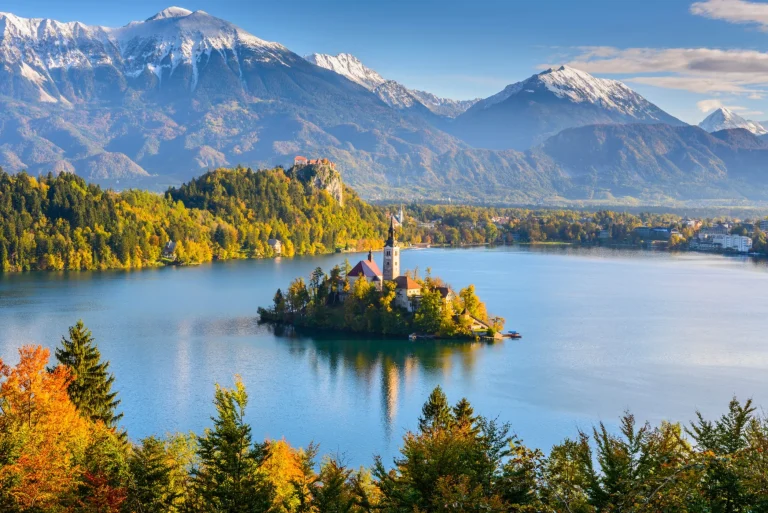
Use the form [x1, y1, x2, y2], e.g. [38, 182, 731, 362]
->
[305, 52, 385, 90]
[305, 52, 477, 116]
[699, 107, 767, 135]
[145, 7, 193, 22]
[473, 65, 666, 120]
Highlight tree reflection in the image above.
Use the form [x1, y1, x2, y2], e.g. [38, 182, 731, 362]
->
[265, 324, 487, 435]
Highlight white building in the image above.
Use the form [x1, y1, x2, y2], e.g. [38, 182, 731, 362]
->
[711, 234, 752, 252]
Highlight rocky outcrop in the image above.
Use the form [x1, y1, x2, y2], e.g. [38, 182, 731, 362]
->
[291, 163, 344, 206]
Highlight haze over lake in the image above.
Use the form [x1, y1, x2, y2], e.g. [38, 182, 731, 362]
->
[1, 246, 767, 465]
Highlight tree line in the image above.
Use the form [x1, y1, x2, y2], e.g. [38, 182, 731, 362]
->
[0, 167, 386, 272]
[1, 322, 767, 512]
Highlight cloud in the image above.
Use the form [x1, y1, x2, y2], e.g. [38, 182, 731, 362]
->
[695, 99, 763, 116]
[697, 99, 725, 112]
[691, 0, 768, 29]
[542, 46, 768, 96]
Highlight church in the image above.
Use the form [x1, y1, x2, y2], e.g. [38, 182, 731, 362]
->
[346, 216, 423, 312]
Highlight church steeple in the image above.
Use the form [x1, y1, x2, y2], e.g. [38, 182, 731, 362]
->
[383, 215, 400, 281]
[385, 215, 397, 247]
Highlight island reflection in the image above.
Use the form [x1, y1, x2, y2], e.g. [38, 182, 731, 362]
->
[264, 324, 488, 436]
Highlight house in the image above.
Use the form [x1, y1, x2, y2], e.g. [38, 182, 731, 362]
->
[294, 156, 308, 166]
[436, 286, 455, 303]
[162, 241, 177, 260]
[456, 308, 491, 333]
[268, 238, 282, 255]
[394, 276, 421, 311]
[347, 250, 383, 290]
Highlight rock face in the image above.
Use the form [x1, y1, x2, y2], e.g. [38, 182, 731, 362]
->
[291, 162, 344, 206]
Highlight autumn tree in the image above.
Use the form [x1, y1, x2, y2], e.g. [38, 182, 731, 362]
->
[54, 320, 122, 428]
[0, 345, 92, 511]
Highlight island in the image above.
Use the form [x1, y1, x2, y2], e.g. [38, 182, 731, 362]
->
[258, 217, 507, 340]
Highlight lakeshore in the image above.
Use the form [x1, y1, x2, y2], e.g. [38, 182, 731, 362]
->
[2, 245, 767, 466]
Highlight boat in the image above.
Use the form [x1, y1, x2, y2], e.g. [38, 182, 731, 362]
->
[504, 331, 522, 339]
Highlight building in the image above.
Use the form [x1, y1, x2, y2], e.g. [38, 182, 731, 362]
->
[760, 220, 768, 232]
[267, 238, 282, 255]
[711, 234, 752, 252]
[348, 250, 383, 290]
[162, 241, 177, 260]
[699, 224, 729, 238]
[394, 276, 421, 311]
[293, 156, 336, 169]
[436, 286, 455, 303]
[598, 229, 611, 240]
[383, 217, 400, 282]
[456, 308, 491, 333]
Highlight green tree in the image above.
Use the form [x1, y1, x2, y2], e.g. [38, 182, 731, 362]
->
[54, 320, 122, 428]
[128, 436, 180, 513]
[195, 377, 272, 513]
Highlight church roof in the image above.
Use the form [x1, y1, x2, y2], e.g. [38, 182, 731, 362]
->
[394, 276, 420, 290]
[349, 258, 382, 279]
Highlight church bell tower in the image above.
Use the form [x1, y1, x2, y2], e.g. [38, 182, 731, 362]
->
[383, 216, 400, 281]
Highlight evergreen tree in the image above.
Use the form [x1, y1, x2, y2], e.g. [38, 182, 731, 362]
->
[418, 386, 454, 433]
[195, 377, 272, 512]
[128, 436, 179, 513]
[55, 320, 122, 428]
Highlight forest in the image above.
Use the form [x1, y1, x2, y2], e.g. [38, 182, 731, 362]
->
[0, 321, 766, 512]
[2, 166, 768, 273]
[0, 167, 386, 272]
[258, 264, 504, 338]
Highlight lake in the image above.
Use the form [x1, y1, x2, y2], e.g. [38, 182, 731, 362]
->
[1, 246, 767, 466]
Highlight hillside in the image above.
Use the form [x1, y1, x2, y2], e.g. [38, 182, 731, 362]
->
[0, 165, 387, 272]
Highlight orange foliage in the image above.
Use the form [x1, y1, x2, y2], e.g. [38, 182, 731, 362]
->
[0, 345, 92, 510]
[260, 439, 314, 511]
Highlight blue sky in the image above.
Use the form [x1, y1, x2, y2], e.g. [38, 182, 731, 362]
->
[4, 0, 768, 124]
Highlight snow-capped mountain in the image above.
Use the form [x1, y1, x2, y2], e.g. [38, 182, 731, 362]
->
[305, 52, 478, 117]
[698, 107, 767, 136]
[0, 7, 468, 186]
[451, 65, 685, 150]
[0, 6, 301, 103]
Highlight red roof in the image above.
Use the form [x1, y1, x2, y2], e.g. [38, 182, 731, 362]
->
[394, 276, 420, 290]
[348, 259, 382, 279]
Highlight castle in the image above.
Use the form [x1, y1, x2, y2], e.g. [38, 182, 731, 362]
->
[294, 156, 337, 170]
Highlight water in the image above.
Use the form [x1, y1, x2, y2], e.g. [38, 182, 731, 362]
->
[1, 246, 768, 465]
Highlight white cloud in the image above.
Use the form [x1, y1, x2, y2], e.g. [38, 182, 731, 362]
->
[697, 99, 725, 112]
[691, 0, 768, 29]
[542, 46, 768, 97]
[695, 99, 763, 116]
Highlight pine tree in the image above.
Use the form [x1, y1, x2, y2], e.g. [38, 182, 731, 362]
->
[418, 386, 454, 432]
[55, 320, 122, 428]
[195, 377, 272, 512]
[128, 436, 179, 513]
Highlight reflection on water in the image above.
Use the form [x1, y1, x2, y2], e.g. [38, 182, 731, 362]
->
[266, 323, 486, 437]
[2, 246, 768, 465]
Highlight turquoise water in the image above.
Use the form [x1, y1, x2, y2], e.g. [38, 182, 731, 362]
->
[1, 246, 767, 465]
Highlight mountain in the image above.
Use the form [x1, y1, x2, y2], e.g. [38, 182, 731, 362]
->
[449, 66, 686, 151]
[698, 107, 767, 135]
[0, 8, 470, 191]
[534, 123, 768, 200]
[305, 52, 479, 118]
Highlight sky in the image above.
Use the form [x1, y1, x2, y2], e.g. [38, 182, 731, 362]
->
[3, 0, 768, 124]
